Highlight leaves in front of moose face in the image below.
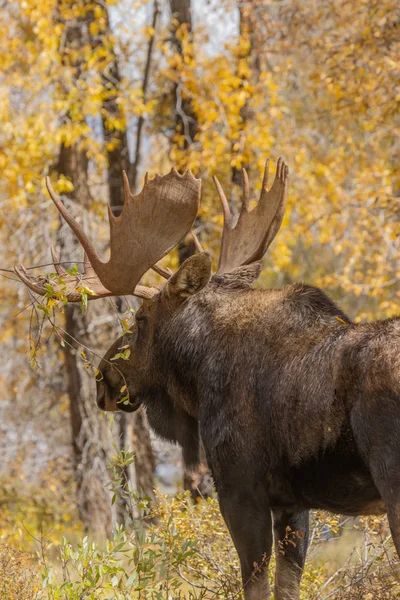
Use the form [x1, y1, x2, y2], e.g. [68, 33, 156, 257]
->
[110, 348, 131, 361]
[121, 319, 132, 334]
[94, 369, 103, 382]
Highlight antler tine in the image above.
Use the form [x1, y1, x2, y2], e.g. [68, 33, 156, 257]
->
[259, 157, 288, 252]
[191, 230, 204, 253]
[241, 168, 250, 212]
[14, 264, 46, 296]
[50, 246, 68, 276]
[151, 264, 172, 279]
[261, 158, 269, 191]
[83, 251, 91, 270]
[122, 170, 132, 205]
[215, 157, 289, 275]
[213, 175, 233, 230]
[46, 177, 104, 275]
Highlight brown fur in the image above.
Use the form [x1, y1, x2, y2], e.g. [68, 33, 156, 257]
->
[97, 253, 400, 599]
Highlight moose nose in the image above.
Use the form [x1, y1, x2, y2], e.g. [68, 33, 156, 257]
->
[97, 382, 106, 411]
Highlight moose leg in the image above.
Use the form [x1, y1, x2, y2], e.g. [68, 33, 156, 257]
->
[218, 490, 273, 600]
[386, 505, 400, 559]
[352, 403, 400, 558]
[273, 510, 309, 600]
[366, 459, 400, 557]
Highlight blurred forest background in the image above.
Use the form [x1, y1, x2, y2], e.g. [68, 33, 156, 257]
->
[0, 0, 399, 597]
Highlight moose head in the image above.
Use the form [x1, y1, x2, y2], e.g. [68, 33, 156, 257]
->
[15, 159, 288, 466]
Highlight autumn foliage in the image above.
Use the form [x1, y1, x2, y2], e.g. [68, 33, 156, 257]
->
[0, 0, 399, 597]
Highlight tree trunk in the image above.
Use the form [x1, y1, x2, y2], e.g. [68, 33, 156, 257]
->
[170, 0, 198, 147]
[54, 1, 114, 536]
[130, 409, 157, 497]
[231, 3, 262, 202]
[92, 2, 157, 506]
[56, 144, 113, 537]
[169, 0, 213, 501]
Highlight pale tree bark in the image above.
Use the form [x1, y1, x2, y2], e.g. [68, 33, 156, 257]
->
[53, 3, 116, 536]
[96, 1, 160, 199]
[170, 0, 198, 263]
[56, 143, 114, 537]
[128, 0, 161, 191]
[231, 3, 262, 203]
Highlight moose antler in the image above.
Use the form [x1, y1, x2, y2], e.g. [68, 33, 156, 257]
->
[214, 157, 288, 274]
[14, 251, 157, 301]
[14, 169, 201, 300]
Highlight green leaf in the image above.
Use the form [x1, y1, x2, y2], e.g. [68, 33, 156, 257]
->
[110, 348, 130, 361]
[44, 283, 55, 295]
[66, 265, 78, 275]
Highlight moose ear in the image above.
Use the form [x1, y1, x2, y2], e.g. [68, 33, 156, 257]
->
[163, 253, 212, 302]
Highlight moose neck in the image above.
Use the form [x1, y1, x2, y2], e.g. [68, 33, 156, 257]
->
[155, 287, 216, 420]
[156, 281, 352, 415]
[143, 280, 353, 468]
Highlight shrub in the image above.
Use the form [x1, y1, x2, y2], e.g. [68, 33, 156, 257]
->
[0, 543, 40, 600]
[38, 492, 243, 599]
[3, 452, 399, 599]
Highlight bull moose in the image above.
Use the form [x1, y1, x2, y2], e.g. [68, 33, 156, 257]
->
[16, 158, 400, 600]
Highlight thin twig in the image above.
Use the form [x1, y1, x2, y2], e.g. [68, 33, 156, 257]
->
[0, 272, 20, 282]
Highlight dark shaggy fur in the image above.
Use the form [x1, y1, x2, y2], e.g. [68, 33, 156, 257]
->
[97, 254, 400, 600]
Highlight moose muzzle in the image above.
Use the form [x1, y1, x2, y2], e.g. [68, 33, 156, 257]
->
[96, 382, 119, 412]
